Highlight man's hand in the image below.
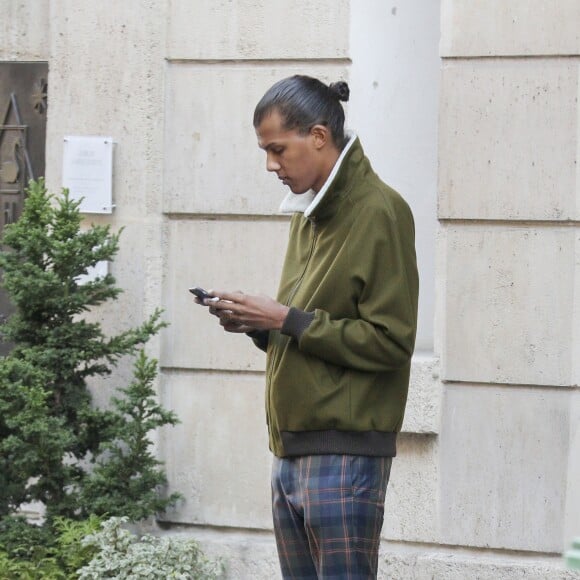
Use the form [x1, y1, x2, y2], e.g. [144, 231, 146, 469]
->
[206, 290, 289, 331]
[193, 292, 251, 333]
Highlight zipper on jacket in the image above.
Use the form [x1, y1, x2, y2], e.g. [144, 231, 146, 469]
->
[285, 219, 318, 308]
[266, 219, 319, 444]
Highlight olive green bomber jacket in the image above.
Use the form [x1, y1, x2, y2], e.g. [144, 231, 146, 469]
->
[253, 136, 419, 458]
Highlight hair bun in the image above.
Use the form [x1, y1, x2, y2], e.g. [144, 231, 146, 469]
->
[329, 81, 350, 102]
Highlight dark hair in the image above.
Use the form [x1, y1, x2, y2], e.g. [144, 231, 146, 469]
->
[253, 75, 350, 149]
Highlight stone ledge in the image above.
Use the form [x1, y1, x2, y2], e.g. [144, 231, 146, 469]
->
[403, 354, 441, 435]
[381, 549, 578, 580]
[154, 525, 577, 580]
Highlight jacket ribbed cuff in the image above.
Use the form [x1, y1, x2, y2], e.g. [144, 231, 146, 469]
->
[246, 329, 269, 352]
[281, 307, 315, 341]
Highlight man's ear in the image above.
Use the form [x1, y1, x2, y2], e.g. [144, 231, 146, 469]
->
[310, 124, 330, 150]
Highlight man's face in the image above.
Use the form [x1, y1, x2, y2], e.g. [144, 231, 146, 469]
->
[255, 110, 324, 194]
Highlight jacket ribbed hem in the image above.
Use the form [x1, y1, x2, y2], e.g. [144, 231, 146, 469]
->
[280, 429, 397, 458]
[281, 307, 315, 341]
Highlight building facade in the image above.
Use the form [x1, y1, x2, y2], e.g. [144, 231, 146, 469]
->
[1, 1, 579, 578]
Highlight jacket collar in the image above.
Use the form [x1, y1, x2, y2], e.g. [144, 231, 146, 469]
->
[279, 133, 358, 218]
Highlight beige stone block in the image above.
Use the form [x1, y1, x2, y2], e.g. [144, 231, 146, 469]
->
[159, 371, 272, 529]
[167, 0, 349, 60]
[381, 549, 576, 580]
[402, 355, 441, 434]
[161, 218, 289, 370]
[0, 0, 49, 60]
[163, 63, 349, 215]
[441, 0, 580, 57]
[84, 218, 168, 401]
[564, 390, 580, 547]
[434, 225, 447, 358]
[573, 232, 580, 386]
[383, 435, 439, 543]
[444, 225, 574, 386]
[439, 385, 570, 552]
[170, 528, 281, 580]
[439, 61, 579, 220]
[81, 220, 165, 331]
[46, 0, 165, 220]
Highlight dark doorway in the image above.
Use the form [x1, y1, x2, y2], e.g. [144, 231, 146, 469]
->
[0, 61, 48, 355]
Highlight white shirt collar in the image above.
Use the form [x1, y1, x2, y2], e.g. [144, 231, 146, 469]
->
[278, 133, 357, 216]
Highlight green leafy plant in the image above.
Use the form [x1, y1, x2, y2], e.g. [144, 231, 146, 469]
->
[0, 514, 103, 579]
[0, 551, 64, 579]
[0, 179, 178, 523]
[78, 517, 223, 580]
[52, 515, 104, 575]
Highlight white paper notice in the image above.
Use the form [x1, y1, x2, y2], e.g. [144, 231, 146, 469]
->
[62, 136, 114, 214]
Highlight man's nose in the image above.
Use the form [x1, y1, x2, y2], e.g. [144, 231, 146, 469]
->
[266, 153, 280, 172]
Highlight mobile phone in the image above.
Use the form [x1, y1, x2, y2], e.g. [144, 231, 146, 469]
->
[189, 287, 214, 302]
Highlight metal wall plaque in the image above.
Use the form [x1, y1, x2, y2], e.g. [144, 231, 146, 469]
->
[62, 135, 114, 214]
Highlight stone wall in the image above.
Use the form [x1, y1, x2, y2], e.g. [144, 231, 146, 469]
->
[0, 0, 49, 60]
[2, 1, 579, 578]
[436, 0, 580, 576]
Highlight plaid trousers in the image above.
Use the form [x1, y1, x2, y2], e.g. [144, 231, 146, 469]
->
[271, 454, 392, 580]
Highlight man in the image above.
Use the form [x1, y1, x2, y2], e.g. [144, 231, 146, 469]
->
[202, 75, 419, 579]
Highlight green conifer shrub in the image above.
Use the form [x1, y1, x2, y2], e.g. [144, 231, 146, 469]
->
[0, 179, 179, 524]
[80, 350, 181, 521]
[0, 357, 72, 518]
